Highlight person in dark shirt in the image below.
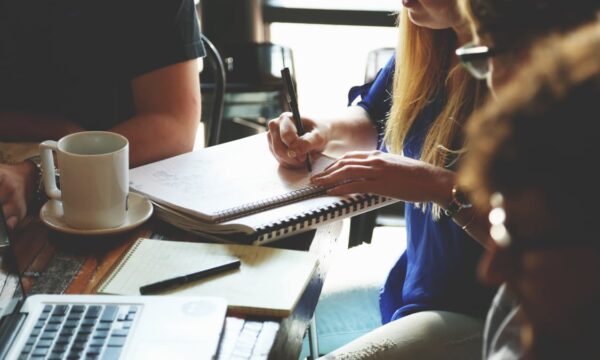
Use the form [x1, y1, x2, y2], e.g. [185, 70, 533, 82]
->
[0, 0, 205, 229]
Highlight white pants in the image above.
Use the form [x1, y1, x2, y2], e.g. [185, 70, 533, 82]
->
[319, 310, 484, 360]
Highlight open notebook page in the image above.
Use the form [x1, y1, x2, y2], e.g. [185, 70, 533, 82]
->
[129, 134, 335, 223]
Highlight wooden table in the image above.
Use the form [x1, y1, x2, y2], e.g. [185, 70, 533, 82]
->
[4, 216, 343, 359]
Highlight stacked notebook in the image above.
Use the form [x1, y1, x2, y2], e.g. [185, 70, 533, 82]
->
[129, 134, 397, 245]
[97, 238, 317, 317]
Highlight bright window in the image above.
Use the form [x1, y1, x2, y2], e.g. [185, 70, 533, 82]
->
[269, 23, 397, 118]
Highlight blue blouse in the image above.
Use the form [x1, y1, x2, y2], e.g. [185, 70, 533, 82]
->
[349, 55, 494, 323]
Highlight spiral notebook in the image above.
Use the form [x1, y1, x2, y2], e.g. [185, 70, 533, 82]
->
[129, 134, 397, 245]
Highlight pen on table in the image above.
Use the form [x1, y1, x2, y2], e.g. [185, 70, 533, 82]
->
[281, 67, 313, 172]
[139, 259, 241, 295]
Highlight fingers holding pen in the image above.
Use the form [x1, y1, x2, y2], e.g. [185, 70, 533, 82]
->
[268, 112, 295, 146]
[268, 113, 303, 168]
[293, 130, 325, 155]
[285, 133, 319, 166]
[278, 112, 300, 146]
[268, 112, 326, 167]
[280, 114, 322, 152]
[278, 113, 309, 162]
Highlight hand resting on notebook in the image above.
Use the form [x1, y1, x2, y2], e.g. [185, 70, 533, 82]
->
[310, 150, 456, 206]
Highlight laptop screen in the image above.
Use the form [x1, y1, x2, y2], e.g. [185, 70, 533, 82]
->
[0, 208, 25, 323]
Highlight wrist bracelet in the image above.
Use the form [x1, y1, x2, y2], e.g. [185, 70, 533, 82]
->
[444, 185, 473, 218]
[26, 155, 47, 206]
[461, 212, 476, 231]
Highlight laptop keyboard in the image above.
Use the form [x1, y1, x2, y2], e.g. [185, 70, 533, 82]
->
[19, 303, 139, 360]
[217, 317, 280, 360]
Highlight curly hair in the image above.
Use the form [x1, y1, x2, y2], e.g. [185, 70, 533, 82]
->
[460, 0, 600, 51]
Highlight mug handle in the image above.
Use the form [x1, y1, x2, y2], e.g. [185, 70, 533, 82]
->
[39, 141, 61, 200]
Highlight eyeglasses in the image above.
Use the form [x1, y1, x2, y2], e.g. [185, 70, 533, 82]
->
[455, 42, 497, 80]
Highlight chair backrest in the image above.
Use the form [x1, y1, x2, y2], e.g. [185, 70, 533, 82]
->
[364, 47, 395, 83]
[200, 34, 226, 147]
[202, 41, 296, 144]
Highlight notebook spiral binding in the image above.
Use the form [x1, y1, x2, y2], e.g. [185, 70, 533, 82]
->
[254, 193, 390, 244]
[214, 185, 327, 223]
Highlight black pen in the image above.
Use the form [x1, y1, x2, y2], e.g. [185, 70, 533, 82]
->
[139, 259, 241, 295]
[281, 67, 313, 172]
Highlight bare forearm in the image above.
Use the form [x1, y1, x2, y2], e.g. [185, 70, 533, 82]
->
[0, 112, 84, 142]
[122, 59, 200, 167]
[320, 106, 379, 157]
[110, 113, 198, 167]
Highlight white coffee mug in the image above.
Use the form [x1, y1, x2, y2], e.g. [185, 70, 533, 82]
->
[39, 131, 129, 229]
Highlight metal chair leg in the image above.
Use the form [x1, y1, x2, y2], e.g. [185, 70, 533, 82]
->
[308, 315, 319, 359]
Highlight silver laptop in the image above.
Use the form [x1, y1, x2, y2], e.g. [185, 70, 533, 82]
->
[0, 209, 228, 360]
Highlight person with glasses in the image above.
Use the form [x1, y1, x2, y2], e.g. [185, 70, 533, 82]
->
[455, 1, 600, 359]
[458, 20, 600, 359]
[270, 1, 496, 359]
[457, 0, 600, 91]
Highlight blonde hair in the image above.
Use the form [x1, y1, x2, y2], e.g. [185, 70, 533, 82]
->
[384, 10, 484, 217]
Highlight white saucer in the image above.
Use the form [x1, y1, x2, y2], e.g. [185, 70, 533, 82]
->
[40, 192, 153, 235]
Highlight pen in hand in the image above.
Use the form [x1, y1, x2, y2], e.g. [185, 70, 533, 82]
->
[281, 67, 313, 172]
[139, 259, 241, 295]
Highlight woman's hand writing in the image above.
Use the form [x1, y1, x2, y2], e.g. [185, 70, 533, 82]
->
[267, 112, 329, 169]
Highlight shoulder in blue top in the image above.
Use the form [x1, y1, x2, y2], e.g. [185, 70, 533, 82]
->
[347, 54, 495, 324]
[348, 55, 395, 149]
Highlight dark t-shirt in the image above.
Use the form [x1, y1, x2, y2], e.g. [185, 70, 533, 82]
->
[0, 0, 205, 130]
